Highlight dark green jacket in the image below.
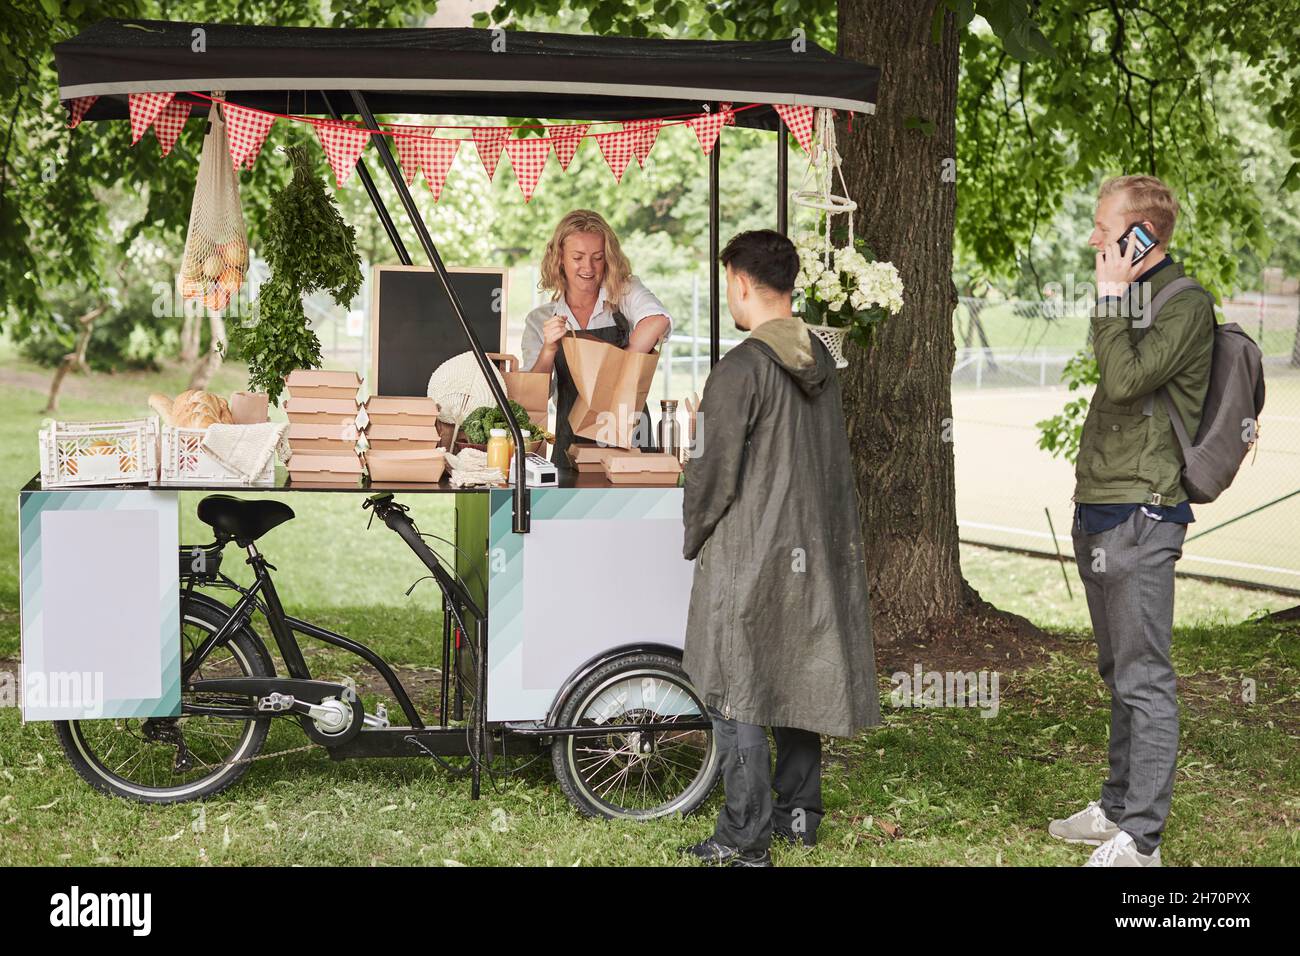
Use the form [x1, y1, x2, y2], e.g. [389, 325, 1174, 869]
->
[1074, 259, 1214, 505]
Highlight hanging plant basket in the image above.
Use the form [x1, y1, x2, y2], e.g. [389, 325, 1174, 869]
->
[804, 323, 850, 369]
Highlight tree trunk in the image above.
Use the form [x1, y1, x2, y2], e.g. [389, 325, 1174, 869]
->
[187, 312, 227, 390]
[44, 304, 107, 413]
[837, 0, 1031, 645]
[179, 312, 202, 363]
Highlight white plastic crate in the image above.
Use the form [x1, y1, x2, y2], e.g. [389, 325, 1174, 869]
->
[38, 418, 159, 488]
[160, 425, 276, 486]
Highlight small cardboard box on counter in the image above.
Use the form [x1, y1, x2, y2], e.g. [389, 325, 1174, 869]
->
[602, 452, 682, 486]
[366, 448, 447, 483]
[569, 444, 638, 473]
[366, 422, 441, 452]
[284, 397, 364, 428]
[287, 448, 364, 484]
[363, 396, 439, 429]
[285, 369, 362, 403]
[286, 422, 358, 451]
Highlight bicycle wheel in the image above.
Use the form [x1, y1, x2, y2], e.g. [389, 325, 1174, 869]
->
[54, 598, 274, 804]
[552, 651, 720, 820]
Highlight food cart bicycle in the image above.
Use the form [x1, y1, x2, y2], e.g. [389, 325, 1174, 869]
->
[33, 18, 878, 820]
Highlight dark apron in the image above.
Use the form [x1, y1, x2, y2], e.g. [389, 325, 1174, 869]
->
[551, 310, 657, 467]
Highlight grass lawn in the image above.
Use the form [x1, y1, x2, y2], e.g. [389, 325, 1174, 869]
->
[0, 348, 1296, 866]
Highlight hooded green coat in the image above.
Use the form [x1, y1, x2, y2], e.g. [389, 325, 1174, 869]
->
[681, 318, 880, 737]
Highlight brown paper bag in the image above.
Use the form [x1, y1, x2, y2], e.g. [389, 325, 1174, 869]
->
[488, 352, 550, 429]
[561, 331, 658, 449]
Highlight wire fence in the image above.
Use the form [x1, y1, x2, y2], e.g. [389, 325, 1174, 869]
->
[953, 292, 1300, 596]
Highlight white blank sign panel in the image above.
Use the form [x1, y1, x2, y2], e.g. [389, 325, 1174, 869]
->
[20, 492, 179, 721]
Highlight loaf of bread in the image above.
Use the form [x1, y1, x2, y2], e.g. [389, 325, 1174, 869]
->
[149, 389, 235, 429]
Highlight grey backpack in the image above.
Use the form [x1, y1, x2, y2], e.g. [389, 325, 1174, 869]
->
[1147, 277, 1266, 504]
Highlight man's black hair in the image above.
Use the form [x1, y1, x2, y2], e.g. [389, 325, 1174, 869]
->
[720, 229, 799, 295]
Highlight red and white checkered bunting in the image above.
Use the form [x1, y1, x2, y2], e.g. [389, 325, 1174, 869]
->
[546, 123, 589, 170]
[594, 129, 637, 183]
[393, 129, 430, 186]
[422, 137, 460, 201]
[313, 120, 372, 188]
[65, 96, 98, 129]
[152, 99, 192, 157]
[504, 136, 553, 202]
[688, 111, 727, 155]
[624, 118, 661, 167]
[723, 103, 736, 125]
[394, 130, 460, 200]
[224, 102, 276, 170]
[773, 104, 815, 152]
[128, 92, 175, 145]
[472, 127, 510, 181]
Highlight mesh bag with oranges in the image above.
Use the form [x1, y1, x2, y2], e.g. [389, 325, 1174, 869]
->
[180, 102, 248, 313]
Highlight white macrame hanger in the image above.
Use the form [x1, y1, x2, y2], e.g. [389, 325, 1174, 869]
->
[792, 108, 857, 268]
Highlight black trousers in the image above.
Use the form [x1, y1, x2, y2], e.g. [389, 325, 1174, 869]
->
[707, 706, 823, 852]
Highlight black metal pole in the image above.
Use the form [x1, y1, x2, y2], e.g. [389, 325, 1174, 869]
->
[350, 91, 530, 533]
[776, 117, 789, 236]
[322, 92, 411, 266]
[440, 595, 451, 727]
[708, 136, 721, 368]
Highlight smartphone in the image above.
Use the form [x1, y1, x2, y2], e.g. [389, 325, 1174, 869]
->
[1117, 222, 1158, 265]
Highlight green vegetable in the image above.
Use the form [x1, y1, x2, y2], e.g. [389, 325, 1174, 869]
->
[460, 400, 545, 444]
[226, 144, 363, 405]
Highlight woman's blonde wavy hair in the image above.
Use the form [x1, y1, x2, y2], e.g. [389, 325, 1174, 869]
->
[539, 209, 633, 306]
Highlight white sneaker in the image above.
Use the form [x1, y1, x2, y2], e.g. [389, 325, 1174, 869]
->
[1084, 831, 1161, 867]
[1048, 800, 1121, 846]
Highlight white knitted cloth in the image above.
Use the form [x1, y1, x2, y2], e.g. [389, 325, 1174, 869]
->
[445, 447, 507, 487]
[202, 422, 289, 480]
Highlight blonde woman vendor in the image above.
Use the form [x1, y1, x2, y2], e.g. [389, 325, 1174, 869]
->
[521, 209, 671, 466]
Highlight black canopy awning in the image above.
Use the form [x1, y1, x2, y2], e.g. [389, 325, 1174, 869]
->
[54, 19, 878, 128]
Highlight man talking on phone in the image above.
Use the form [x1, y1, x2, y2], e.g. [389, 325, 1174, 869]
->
[1050, 176, 1214, 866]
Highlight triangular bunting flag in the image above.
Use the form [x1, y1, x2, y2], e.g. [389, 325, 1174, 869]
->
[392, 130, 461, 199]
[421, 137, 460, 202]
[546, 123, 589, 171]
[128, 92, 175, 145]
[688, 111, 727, 156]
[594, 129, 637, 183]
[504, 136, 553, 202]
[471, 126, 510, 180]
[65, 95, 98, 129]
[624, 118, 662, 167]
[393, 128, 432, 186]
[152, 99, 192, 157]
[773, 104, 815, 152]
[313, 119, 371, 188]
[224, 102, 276, 169]
[722, 102, 736, 125]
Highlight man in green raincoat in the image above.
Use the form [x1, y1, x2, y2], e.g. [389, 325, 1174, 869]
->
[680, 230, 880, 867]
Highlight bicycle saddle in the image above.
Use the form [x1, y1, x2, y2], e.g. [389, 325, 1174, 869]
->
[197, 495, 295, 546]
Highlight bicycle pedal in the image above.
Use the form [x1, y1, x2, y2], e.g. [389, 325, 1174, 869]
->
[363, 703, 391, 729]
[258, 692, 296, 713]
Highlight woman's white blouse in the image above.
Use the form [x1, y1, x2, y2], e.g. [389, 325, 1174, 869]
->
[520, 276, 671, 372]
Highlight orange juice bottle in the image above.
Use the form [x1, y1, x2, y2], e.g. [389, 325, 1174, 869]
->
[486, 428, 511, 477]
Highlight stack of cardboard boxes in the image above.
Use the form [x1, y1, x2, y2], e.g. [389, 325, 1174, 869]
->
[362, 396, 446, 483]
[284, 370, 364, 485]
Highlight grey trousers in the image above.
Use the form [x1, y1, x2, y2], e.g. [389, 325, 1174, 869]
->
[1072, 507, 1185, 854]
[707, 706, 822, 853]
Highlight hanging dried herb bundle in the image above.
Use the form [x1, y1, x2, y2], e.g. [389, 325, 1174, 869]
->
[228, 144, 363, 404]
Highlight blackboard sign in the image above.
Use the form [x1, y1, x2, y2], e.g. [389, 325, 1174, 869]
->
[369, 266, 507, 397]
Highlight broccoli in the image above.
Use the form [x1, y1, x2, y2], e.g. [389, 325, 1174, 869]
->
[460, 400, 545, 444]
